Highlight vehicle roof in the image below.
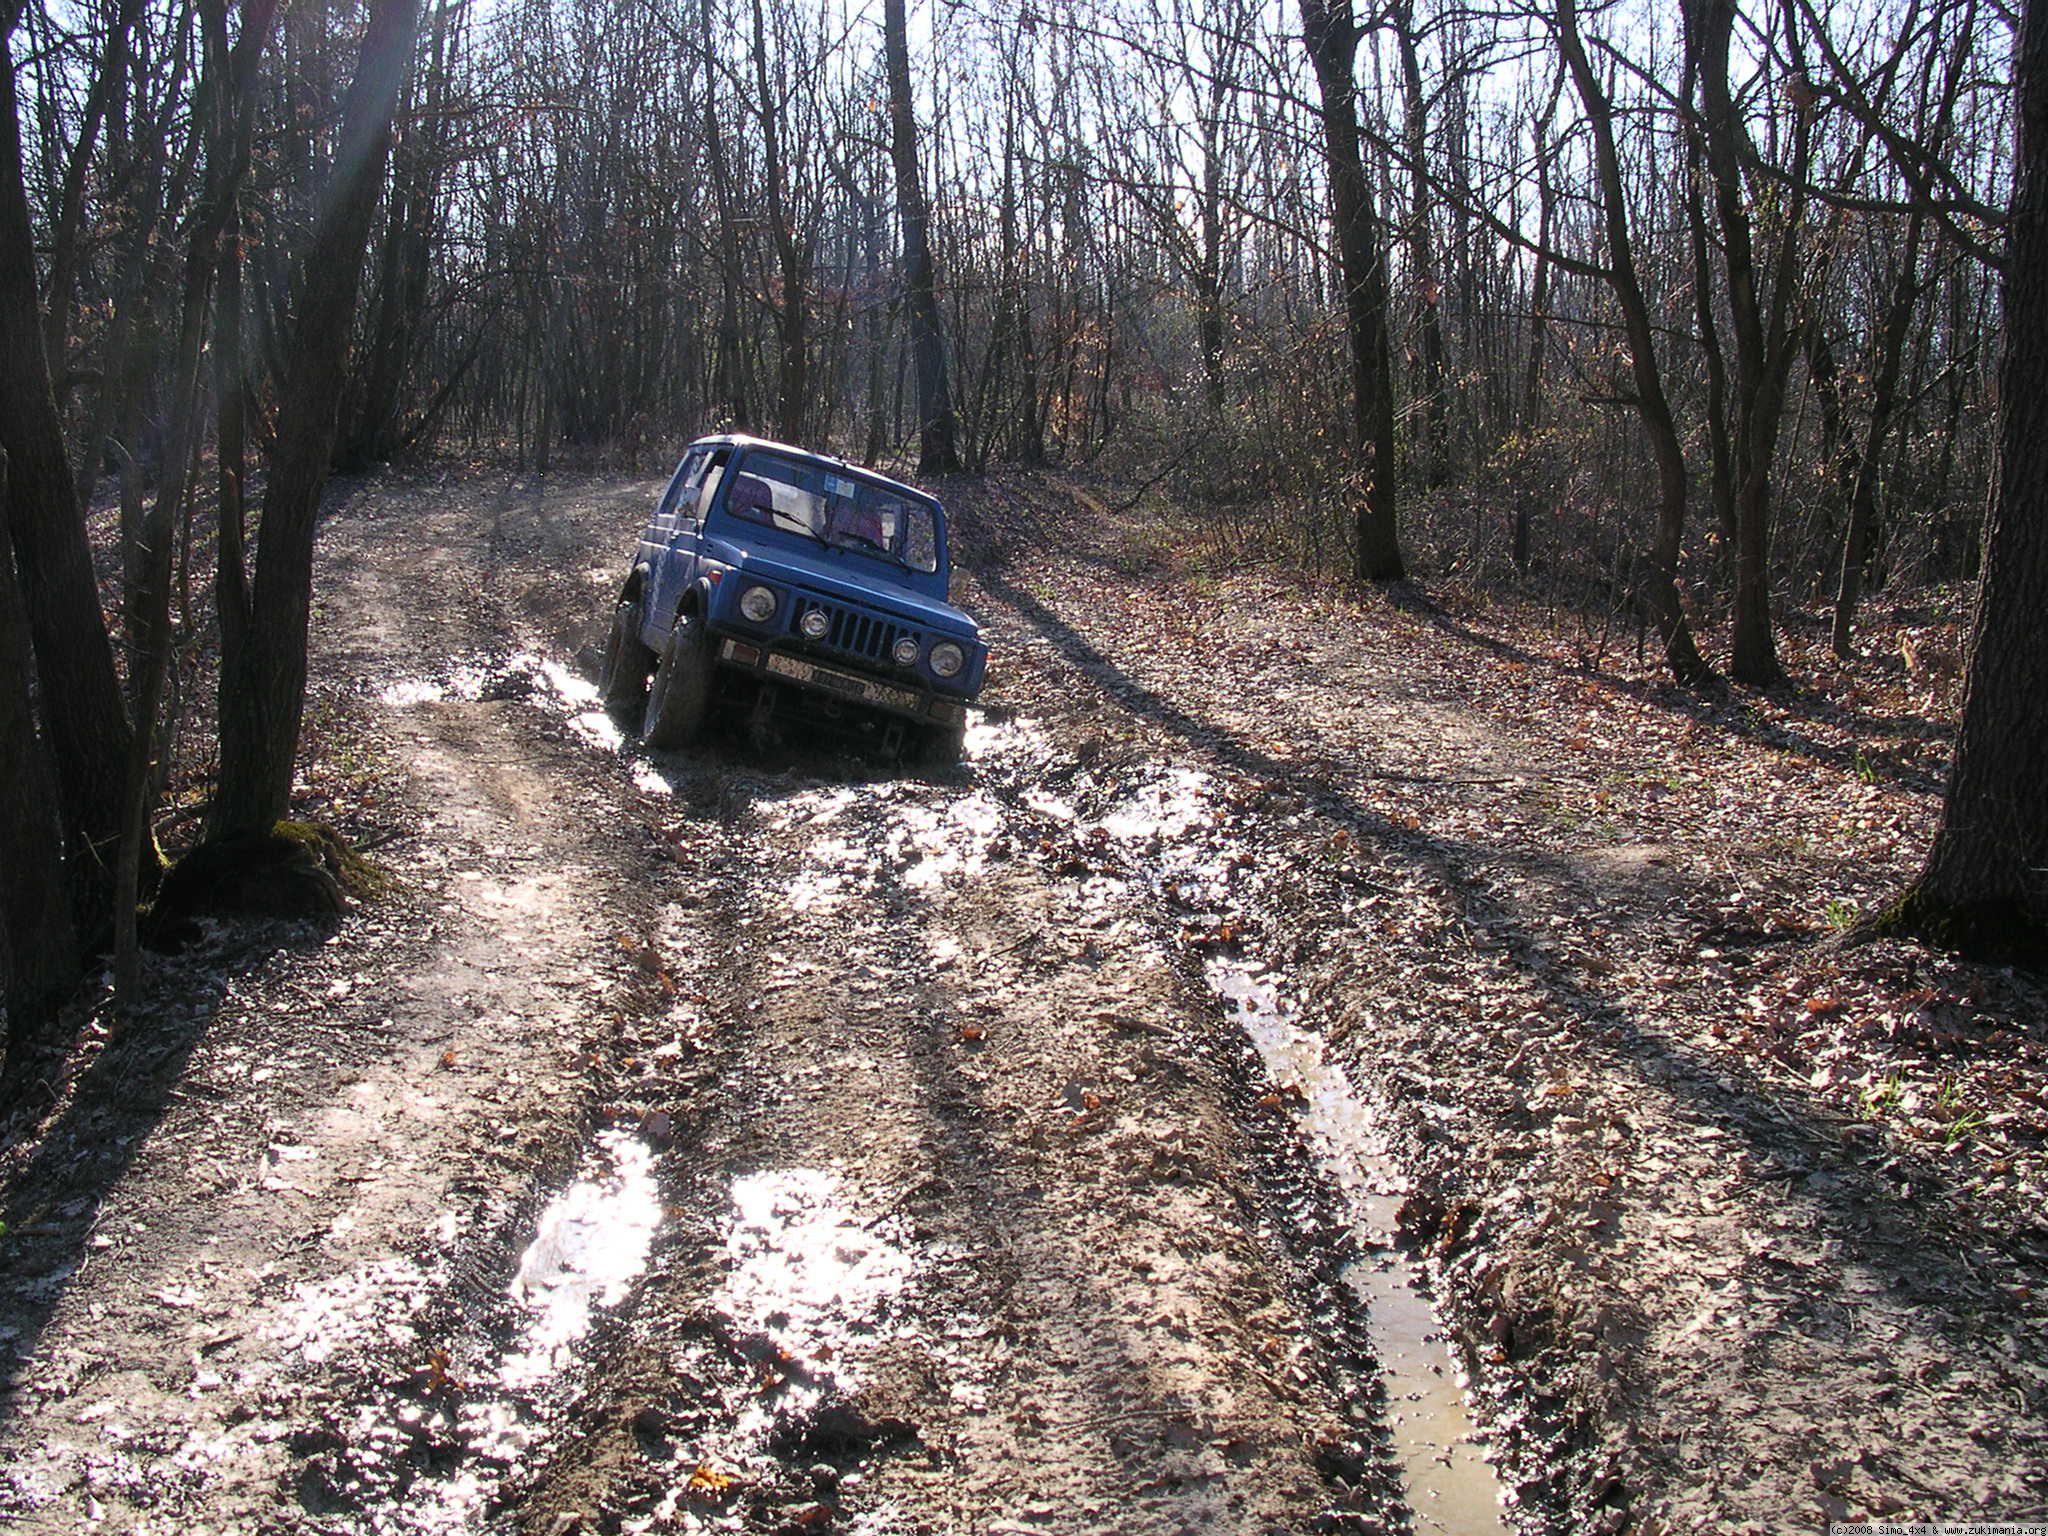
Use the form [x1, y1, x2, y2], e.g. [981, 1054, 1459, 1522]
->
[685, 434, 938, 507]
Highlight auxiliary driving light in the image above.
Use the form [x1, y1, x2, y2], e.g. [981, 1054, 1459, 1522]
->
[892, 636, 920, 667]
[799, 607, 831, 640]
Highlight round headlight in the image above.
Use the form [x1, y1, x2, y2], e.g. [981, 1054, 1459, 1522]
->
[739, 584, 778, 623]
[930, 641, 965, 678]
[892, 636, 920, 667]
[799, 607, 831, 640]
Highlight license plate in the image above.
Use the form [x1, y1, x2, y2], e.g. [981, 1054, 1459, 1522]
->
[764, 651, 919, 713]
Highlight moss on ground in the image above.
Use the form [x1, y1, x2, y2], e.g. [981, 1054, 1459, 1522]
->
[149, 821, 392, 931]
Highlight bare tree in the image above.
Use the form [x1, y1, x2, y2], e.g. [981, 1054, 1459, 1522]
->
[113, 0, 279, 1003]
[0, 1, 134, 939]
[1555, 0, 1712, 684]
[1393, 0, 1447, 487]
[1300, 0, 1404, 581]
[212, 0, 421, 839]
[0, 448, 80, 1067]
[1686, 0, 1813, 688]
[1873, 0, 2048, 965]
[885, 0, 959, 473]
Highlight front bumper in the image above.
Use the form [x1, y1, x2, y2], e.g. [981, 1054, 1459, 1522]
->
[717, 638, 968, 725]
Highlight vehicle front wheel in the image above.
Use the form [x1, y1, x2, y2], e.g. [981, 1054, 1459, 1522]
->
[642, 611, 714, 749]
[600, 598, 654, 707]
[915, 718, 967, 768]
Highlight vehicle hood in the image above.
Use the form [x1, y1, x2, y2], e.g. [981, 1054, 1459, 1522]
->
[725, 543, 980, 638]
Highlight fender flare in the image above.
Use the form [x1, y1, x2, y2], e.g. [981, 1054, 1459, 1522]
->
[680, 574, 719, 621]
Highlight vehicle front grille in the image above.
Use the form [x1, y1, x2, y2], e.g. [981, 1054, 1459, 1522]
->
[798, 595, 912, 669]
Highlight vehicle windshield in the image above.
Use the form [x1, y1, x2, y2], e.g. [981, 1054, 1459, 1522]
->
[722, 450, 939, 574]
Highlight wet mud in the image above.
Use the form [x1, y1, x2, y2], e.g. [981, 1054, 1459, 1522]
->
[381, 653, 1532, 1536]
[6, 464, 2038, 1536]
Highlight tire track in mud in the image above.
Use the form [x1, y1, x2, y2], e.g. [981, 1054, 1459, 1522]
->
[498, 734, 1392, 1534]
[954, 739, 1523, 1536]
[316, 586, 1528, 1532]
[927, 565, 1605, 1533]
[315, 472, 1526, 1534]
[427, 649, 1539, 1536]
[376, 460, 2045, 1535]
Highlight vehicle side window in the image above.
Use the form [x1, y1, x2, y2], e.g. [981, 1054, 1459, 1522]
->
[695, 448, 734, 520]
[899, 502, 939, 573]
[657, 450, 706, 522]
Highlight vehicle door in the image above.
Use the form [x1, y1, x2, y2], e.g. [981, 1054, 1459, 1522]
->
[646, 448, 719, 639]
[652, 446, 735, 638]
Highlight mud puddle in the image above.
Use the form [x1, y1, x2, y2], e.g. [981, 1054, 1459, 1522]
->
[719, 1169, 915, 1367]
[286, 1130, 665, 1533]
[483, 1162, 929, 1534]
[379, 650, 674, 792]
[1208, 957, 1512, 1536]
[506, 1130, 664, 1388]
[709, 1169, 922, 1474]
[715, 711, 1518, 1531]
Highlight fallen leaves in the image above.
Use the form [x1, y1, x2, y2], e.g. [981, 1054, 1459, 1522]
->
[687, 1461, 738, 1494]
[1180, 918, 1248, 953]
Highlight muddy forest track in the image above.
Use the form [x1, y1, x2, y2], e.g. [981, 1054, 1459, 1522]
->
[3, 464, 2042, 1536]
[0, 475, 681, 1531]
[1, 468, 1502, 1536]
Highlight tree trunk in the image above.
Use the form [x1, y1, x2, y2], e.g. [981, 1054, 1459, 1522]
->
[1557, 0, 1711, 684]
[1520, 109, 1553, 435]
[751, 0, 808, 445]
[342, 2, 443, 470]
[212, 0, 420, 839]
[1831, 211, 1925, 657]
[40, 0, 143, 381]
[0, 449, 81, 1067]
[702, 53, 749, 432]
[1514, 110, 1555, 574]
[1394, 0, 1446, 488]
[1689, 0, 1808, 688]
[0, 20, 134, 940]
[115, 0, 276, 1006]
[1682, 103, 1737, 571]
[1300, 0, 1403, 581]
[885, 0, 960, 475]
[1875, 0, 2048, 966]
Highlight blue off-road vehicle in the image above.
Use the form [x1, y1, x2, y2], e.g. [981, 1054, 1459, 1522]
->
[600, 435, 987, 761]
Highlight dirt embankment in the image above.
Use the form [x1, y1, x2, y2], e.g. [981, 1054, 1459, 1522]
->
[1, 463, 2041, 1536]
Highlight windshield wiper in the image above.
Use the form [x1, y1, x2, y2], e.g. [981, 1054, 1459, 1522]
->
[824, 529, 900, 563]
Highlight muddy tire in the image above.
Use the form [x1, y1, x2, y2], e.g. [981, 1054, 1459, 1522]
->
[916, 718, 966, 767]
[600, 598, 654, 707]
[642, 611, 714, 749]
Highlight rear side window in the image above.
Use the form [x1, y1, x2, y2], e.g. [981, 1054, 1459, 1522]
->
[695, 449, 733, 520]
